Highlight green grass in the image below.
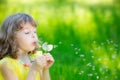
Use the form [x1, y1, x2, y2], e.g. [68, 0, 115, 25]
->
[0, 0, 120, 80]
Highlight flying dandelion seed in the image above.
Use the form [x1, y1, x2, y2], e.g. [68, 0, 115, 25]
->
[75, 52, 79, 54]
[106, 40, 110, 44]
[115, 75, 118, 79]
[114, 48, 118, 51]
[105, 69, 109, 72]
[78, 71, 84, 75]
[101, 42, 104, 45]
[114, 51, 117, 54]
[105, 76, 108, 78]
[78, 48, 81, 51]
[90, 50, 93, 53]
[91, 56, 95, 58]
[94, 73, 98, 75]
[107, 41, 111, 44]
[87, 63, 92, 67]
[38, 40, 43, 44]
[81, 71, 84, 74]
[80, 54, 85, 57]
[92, 66, 95, 70]
[97, 46, 101, 50]
[83, 58, 86, 61]
[110, 40, 113, 43]
[87, 73, 93, 77]
[94, 47, 98, 50]
[109, 47, 113, 51]
[70, 44, 74, 46]
[74, 48, 78, 50]
[96, 76, 99, 79]
[58, 41, 62, 44]
[53, 45, 58, 48]
[93, 40, 97, 44]
[78, 72, 82, 75]
[98, 58, 102, 61]
[111, 54, 116, 59]
[114, 43, 118, 47]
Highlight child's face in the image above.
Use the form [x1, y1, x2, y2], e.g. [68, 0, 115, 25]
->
[15, 22, 38, 52]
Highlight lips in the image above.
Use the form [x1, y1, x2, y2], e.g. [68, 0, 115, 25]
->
[32, 42, 37, 46]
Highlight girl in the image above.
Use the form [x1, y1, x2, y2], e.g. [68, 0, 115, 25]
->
[0, 13, 54, 80]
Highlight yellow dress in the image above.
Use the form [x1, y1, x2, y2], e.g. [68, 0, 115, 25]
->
[0, 51, 42, 80]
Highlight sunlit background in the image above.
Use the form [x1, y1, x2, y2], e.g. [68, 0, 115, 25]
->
[0, 0, 120, 80]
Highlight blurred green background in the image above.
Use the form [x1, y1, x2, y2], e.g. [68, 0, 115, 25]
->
[0, 0, 120, 80]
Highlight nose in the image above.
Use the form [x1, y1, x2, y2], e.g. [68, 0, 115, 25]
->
[32, 34, 35, 38]
[32, 32, 36, 38]
[31, 33, 38, 41]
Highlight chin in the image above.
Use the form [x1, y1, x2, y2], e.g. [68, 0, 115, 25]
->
[29, 47, 35, 51]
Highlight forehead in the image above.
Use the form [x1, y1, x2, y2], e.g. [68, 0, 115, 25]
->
[22, 22, 36, 30]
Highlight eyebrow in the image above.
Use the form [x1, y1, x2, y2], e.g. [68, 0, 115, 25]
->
[22, 25, 36, 30]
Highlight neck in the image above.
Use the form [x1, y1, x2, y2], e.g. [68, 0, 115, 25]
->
[17, 48, 28, 59]
[17, 49, 31, 65]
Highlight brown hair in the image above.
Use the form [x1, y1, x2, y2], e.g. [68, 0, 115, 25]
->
[0, 13, 38, 59]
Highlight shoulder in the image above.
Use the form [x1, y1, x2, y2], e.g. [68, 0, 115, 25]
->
[0, 57, 18, 72]
[0, 59, 18, 80]
[0, 61, 11, 72]
[0, 57, 17, 65]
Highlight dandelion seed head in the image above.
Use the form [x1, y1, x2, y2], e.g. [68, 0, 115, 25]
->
[42, 42, 53, 52]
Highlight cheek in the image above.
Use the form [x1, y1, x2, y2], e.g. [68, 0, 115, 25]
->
[16, 33, 37, 51]
[17, 35, 33, 48]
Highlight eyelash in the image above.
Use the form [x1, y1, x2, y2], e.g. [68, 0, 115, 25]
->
[25, 32, 30, 34]
[25, 31, 36, 34]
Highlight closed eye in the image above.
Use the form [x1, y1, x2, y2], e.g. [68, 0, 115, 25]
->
[25, 32, 30, 34]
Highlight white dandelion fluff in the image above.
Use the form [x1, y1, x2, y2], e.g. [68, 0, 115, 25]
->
[42, 42, 53, 52]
